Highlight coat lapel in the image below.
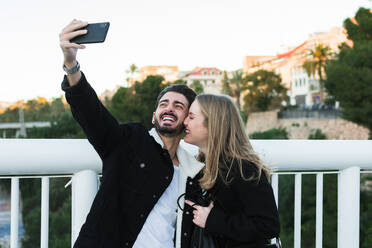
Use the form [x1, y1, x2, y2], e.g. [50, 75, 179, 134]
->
[148, 128, 205, 248]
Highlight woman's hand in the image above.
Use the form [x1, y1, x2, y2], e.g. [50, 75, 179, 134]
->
[185, 200, 214, 228]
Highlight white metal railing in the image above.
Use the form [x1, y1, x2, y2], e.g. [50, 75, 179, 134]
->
[0, 139, 371, 248]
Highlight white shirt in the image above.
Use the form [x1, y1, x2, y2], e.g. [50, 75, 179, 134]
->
[132, 165, 180, 248]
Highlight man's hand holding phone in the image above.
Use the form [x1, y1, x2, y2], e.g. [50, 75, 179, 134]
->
[59, 19, 88, 69]
[59, 19, 110, 86]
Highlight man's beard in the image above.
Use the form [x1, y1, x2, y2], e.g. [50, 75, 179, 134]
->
[153, 117, 184, 137]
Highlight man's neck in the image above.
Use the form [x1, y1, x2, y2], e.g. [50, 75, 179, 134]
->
[158, 132, 182, 165]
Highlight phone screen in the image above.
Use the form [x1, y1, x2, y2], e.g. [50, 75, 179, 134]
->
[71, 22, 110, 44]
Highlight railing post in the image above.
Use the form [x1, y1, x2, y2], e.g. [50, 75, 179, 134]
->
[294, 173, 302, 248]
[271, 174, 279, 245]
[316, 173, 323, 248]
[71, 170, 98, 247]
[271, 174, 279, 208]
[41, 177, 50, 248]
[338, 166, 360, 248]
[11, 177, 19, 248]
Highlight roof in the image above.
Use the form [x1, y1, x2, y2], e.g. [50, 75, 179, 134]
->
[189, 67, 221, 76]
[277, 41, 307, 59]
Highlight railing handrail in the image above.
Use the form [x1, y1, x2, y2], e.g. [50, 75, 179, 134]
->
[1, 139, 369, 248]
[1, 139, 371, 175]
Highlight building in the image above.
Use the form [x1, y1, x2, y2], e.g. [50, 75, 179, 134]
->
[243, 27, 349, 106]
[136, 65, 179, 83]
[184, 67, 223, 94]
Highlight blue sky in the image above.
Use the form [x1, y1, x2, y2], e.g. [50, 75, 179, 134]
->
[1, 0, 370, 102]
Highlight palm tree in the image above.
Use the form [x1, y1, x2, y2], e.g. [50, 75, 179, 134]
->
[222, 69, 245, 111]
[302, 44, 332, 102]
[126, 64, 138, 86]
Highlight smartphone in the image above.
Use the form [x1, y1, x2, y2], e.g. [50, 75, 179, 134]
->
[71, 22, 110, 44]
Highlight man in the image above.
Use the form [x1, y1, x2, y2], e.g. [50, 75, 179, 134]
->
[59, 19, 204, 248]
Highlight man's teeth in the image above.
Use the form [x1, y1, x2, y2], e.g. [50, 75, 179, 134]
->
[163, 117, 175, 121]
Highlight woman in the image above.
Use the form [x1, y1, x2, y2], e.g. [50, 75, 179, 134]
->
[183, 94, 280, 248]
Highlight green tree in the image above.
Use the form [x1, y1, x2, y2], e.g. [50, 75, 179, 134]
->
[221, 71, 233, 96]
[324, 7, 372, 138]
[302, 44, 333, 102]
[109, 75, 166, 130]
[308, 129, 327, 139]
[249, 128, 289, 139]
[27, 110, 85, 139]
[243, 69, 287, 114]
[171, 79, 187, 85]
[190, 80, 204, 94]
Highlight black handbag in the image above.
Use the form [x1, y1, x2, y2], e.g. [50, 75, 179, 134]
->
[189, 225, 217, 248]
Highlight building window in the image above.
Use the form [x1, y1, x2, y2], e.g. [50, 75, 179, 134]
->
[211, 71, 215, 76]
[203, 71, 207, 76]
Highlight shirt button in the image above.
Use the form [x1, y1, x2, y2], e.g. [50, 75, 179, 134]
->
[140, 214, 145, 218]
[165, 176, 169, 180]
[153, 194, 157, 198]
[189, 181, 193, 185]
[139, 163, 145, 168]
[184, 232, 187, 236]
[186, 211, 189, 215]
[124, 242, 129, 246]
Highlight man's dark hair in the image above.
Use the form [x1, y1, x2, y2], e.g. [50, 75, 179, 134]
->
[156, 84, 197, 108]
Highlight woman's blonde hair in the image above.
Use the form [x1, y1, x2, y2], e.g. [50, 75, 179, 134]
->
[196, 94, 270, 190]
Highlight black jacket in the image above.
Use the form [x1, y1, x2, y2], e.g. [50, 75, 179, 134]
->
[62, 73, 203, 248]
[186, 161, 280, 248]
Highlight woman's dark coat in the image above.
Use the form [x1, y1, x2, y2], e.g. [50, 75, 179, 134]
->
[183, 160, 280, 248]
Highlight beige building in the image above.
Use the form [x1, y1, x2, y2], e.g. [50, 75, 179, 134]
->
[133, 66, 224, 94]
[136, 65, 179, 83]
[243, 27, 349, 106]
[184, 67, 223, 94]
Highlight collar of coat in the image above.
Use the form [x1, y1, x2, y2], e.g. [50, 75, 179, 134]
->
[149, 128, 204, 178]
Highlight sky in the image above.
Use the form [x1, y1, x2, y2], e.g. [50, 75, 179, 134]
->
[0, 0, 370, 102]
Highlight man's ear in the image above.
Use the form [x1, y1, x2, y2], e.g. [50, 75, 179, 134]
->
[152, 112, 155, 124]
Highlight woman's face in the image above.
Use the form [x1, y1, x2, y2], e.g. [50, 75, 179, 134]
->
[183, 100, 209, 153]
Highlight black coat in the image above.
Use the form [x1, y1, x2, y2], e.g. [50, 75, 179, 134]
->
[186, 161, 280, 248]
[62, 73, 202, 248]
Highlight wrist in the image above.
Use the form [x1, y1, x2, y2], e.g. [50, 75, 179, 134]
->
[64, 60, 77, 69]
[63, 61, 80, 75]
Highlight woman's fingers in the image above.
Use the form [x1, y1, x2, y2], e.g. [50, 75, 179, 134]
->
[185, 200, 201, 209]
[184, 200, 194, 206]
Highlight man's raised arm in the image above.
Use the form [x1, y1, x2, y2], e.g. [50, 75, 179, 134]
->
[59, 19, 88, 86]
[59, 19, 125, 159]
